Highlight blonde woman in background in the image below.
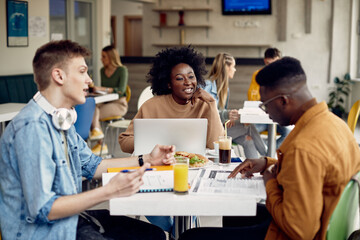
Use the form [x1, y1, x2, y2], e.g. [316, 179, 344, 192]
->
[203, 52, 267, 158]
[90, 45, 128, 155]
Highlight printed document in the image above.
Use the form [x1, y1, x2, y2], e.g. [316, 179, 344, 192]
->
[190, 169, 266, 199]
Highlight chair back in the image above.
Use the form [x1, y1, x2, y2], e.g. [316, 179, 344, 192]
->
[125, 85, 131, 103]
[347, 100, 360, 133]
[137, 86, 154, 110]
[74, 97, 96, 140]
[326, 172, 360, 240]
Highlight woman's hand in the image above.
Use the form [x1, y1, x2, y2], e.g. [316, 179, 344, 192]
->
[92, 86, 113, 93]
[191, 88, 215, 105]
[93, 86, 101, 92]
[228, 109, 240, 121]
[225, 110, 240, 128]
[146, 144, 176, 165]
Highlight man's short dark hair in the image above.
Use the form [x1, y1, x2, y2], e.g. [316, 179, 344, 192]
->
[264, 48, 281, 59]
[256, 57, 306, 89]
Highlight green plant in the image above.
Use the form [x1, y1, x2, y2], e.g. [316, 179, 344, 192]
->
[327, 73, 352, 118]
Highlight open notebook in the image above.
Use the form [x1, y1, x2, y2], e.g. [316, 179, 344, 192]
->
[133, 118, 208, 156]
[102, 170, 174, 193]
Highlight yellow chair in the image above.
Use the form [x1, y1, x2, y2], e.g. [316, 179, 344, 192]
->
[99, 85, 131, 156]
[125, 84, 131, 103]
[347, 100, 360, 134]
[326, 172, 360, 240]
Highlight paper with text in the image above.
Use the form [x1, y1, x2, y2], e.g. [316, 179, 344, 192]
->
[190, 169, 266, 199]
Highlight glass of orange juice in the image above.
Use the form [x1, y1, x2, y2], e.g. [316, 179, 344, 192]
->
[173, 156, 189, 194]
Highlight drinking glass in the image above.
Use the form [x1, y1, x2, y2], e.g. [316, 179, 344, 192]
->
[219, 136, 232, 165]
[173, 156, 189, 194]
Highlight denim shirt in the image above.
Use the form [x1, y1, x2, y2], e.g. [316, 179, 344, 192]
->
[202, 80, 230, 123]
[0, 100, 102, 240]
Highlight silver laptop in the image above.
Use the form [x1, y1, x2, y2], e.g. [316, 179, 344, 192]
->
[133, 118, 207, 156]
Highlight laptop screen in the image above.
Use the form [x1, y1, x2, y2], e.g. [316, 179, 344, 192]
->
[133, 118, 208, 156]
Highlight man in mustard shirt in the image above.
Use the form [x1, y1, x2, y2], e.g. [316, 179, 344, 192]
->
[179, 57, 360, 240]
[248, 48, 291, 148]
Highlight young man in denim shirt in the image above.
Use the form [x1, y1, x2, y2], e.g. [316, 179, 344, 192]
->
[0, 40, 174, 240]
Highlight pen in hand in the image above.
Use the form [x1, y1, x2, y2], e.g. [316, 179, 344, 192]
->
[121, 168, 156, 173]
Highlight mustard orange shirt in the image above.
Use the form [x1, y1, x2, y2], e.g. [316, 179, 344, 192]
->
[264, 101, 360, 239]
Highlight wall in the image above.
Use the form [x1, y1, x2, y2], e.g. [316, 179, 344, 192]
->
[141, 0, 353, 105]
[95, 0, 112, 85]
[0, 0, 357, 108]
[349, 0, 360, 108]
[111, 0, 143, 56]
[0, 0, 49, 75]
[0, 0, 111, 86]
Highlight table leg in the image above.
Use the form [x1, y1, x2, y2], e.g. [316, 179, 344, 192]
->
[1, 122, 5, 136]
[174, 216, 193, 240]
[267, 124, 277, 158]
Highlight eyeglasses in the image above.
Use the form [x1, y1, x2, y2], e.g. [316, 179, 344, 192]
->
[259, 94, 289, 112]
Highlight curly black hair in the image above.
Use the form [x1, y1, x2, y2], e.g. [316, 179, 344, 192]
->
[146, 46, 207, 95]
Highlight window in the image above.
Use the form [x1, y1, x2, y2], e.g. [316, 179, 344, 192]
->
[49, 0, 96, 78]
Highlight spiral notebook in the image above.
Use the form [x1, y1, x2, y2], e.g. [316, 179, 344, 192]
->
[102, 170, 174, 193]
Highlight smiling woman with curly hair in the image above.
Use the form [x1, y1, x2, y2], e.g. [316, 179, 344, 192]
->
[119, 46, 224, 155]
[147, 46, 207, 96]
[119, 45, 224, 237]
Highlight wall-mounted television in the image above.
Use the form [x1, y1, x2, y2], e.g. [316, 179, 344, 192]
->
[222, 0, 271, 15]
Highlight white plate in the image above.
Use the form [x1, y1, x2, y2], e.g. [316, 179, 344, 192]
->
[189, 160, 214, 170]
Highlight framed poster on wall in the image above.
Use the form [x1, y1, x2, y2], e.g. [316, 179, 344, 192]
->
[6, 0, 29, 47]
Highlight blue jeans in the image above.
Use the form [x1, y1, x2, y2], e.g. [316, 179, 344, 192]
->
[145, 216, 174, 233]
[255, 124, 291, 149]
[146, 216, 197, 237]
[227, 122, 267, 158]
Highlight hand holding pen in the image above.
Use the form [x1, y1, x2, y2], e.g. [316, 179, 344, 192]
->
[105, 163, 150, 198]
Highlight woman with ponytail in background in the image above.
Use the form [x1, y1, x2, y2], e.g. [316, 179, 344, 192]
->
[203, 52, 266, 159]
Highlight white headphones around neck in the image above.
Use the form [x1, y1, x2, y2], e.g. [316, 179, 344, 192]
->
[33, 91, 77, 131]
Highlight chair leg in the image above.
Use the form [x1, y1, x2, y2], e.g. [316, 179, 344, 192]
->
[100, 122, 111, 156]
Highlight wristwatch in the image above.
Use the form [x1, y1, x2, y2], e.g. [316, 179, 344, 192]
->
[138, 154, 144, 166]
